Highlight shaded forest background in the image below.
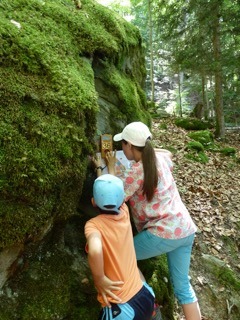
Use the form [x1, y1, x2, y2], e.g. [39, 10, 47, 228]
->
[99, 0, 240, 137]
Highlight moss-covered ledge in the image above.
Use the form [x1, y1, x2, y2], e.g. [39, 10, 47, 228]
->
[0, 0, 149, 249]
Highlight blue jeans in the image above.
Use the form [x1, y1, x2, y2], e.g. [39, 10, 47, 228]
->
[98, 282, 155, 320]
[134, 231, 197, 305]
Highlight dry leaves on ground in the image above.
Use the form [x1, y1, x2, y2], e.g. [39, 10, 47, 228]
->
[152, 118, 240, 269]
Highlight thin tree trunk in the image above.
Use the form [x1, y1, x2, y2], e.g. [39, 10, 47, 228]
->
[205, 77, 210, 118]
[148, 0, 154, 103]
[212, 2, 225, 138]
[178, 71, 182, 117]
[209, 76, 214, 118]
[201, 73, 208, 120]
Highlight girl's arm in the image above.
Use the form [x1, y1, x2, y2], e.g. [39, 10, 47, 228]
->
[86, 232, 123, 307]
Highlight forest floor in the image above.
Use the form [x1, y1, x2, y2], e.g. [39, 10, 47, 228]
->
[151, 117, 240, 320]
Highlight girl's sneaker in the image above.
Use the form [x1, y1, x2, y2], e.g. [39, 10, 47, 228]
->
[151, 303, 163, 320]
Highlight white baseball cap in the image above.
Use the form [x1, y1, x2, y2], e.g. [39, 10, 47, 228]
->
[113, 122, 152, 147]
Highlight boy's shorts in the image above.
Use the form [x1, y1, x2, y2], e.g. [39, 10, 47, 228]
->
[98, 282, 155, 320]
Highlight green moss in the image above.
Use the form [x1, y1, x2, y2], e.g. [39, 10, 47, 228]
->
[0, 105, 89, 248]
[0, 202, 51, 248]
[159, 123, 168, 130]
[138, 256, 175, 319]
[187, 130, 214, 146]
[175, 117, 213, 130]
[0, 237, 101, 320]
[105, 64, 149, 121]
[217, 268, 240, 291]
[0, 0, 140, 61]
[0, 0, 147, 249]
[202, 254, 240, 292]
[219, 147, 236, 156]
[185, 151, 209, 164]
[186, 141, 204, 152]
[95, 60, 150, 131]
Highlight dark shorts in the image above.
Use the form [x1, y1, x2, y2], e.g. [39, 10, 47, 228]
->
[98, 282, 155, 320]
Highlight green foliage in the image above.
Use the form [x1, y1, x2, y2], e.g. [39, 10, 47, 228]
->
[175, 117, 213, 131]
[187, 130, 214, 146]
[128, 0, 240, 130]
[186, 141, 204, 152]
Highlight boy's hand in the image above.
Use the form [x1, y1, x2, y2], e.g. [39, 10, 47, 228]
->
[93, 275, 124, 307]
[92, 154, 102, 168]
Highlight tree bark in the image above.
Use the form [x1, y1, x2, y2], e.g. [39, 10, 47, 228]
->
[212, 1, 225, 138]
[201, 73, 209, 120]
[178, 71, 183, 117]
[148, 0, 155, 103]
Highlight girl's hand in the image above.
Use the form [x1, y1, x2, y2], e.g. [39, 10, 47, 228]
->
[105, 151, 117, 175]
[93, 275, 124, 307]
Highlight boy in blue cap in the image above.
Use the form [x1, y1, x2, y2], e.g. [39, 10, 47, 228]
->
[84, 174, 156, 320]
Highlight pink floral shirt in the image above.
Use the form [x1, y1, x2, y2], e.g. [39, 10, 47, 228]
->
[117, 152, 197, 239]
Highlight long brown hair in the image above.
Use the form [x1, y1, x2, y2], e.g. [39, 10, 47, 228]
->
[123, 139, 158, 201]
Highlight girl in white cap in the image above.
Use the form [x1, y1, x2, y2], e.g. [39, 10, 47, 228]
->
[102, 122, 202, 320]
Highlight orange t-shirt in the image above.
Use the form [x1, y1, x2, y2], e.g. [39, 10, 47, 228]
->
[84, 203, 143, 307]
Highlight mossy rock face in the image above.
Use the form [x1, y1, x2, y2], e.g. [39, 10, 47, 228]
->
[0, 0, 149, 249]
[138, 256, 175, 320]
[201, 254, 240, 308]
[0, 213, 176, 320]
[0, 216, 101, 320]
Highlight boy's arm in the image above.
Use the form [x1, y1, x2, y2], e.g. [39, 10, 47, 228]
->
[86, 232, 124, 307]
[87, 231, 104, 280]
[92, 155, 104, 177]
[92, 151, 117, 176]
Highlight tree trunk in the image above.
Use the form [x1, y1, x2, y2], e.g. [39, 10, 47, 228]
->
[212, 2, 225, 138]
[178, 71, 183, 117]
[148, 0, 155, 103]
[201, 73, 209, 120]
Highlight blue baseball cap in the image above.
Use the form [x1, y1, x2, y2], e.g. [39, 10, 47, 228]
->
[93, 174, 125, 213]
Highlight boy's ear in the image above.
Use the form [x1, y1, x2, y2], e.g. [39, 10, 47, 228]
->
[91, 197, 97, 207]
